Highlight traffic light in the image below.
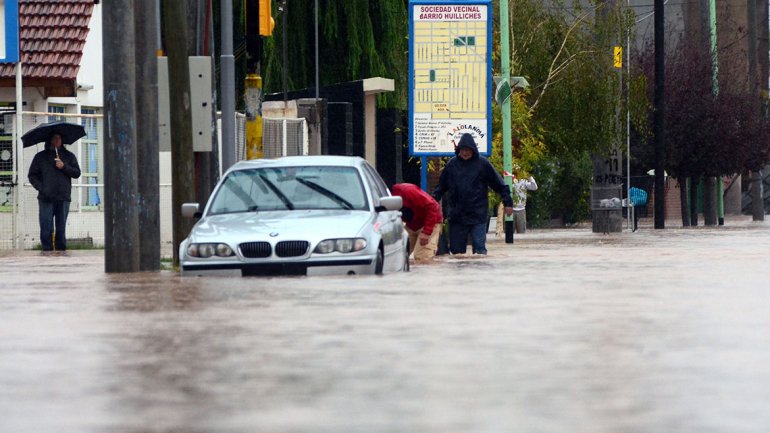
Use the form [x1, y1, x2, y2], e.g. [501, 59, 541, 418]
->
[259, 0, 275, 36]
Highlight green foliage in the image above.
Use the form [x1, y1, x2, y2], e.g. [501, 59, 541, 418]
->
[496, 0, 633, 225]
[246, 0, 638, 224]
[261, 0, 408, 109]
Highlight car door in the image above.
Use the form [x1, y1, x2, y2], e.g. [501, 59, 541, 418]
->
[361, 163, 403, 269]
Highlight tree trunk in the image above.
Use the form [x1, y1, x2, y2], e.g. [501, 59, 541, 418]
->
[689, 176, 699, 226]
[751, 170, 765, 221]
[679, 176, 690, 226]
[703, 176, 718, 225]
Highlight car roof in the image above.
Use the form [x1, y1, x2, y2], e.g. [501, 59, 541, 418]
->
[225, 155, 367, 174]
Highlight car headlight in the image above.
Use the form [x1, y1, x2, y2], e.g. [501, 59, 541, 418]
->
[216, 243, 234, 257]
[315, 239, 336, 254]
[314, 238, 367, 254]
[186, 243, 235, 258]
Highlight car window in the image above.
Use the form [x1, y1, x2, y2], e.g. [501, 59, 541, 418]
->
[207, 166, 369, 214]
[361, 163, 389, 206]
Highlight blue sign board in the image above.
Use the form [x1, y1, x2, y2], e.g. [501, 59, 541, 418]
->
[0, 0, 19, 64]
[408, 0, 493, 157]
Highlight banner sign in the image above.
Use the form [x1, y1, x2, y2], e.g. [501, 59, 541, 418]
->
[409, 0, 493, 156]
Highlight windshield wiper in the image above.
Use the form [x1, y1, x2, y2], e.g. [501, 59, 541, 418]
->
[296, 177, 354, 210]
[258, 174, 295, 210]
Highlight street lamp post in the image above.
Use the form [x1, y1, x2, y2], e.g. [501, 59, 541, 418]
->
[500, 0, 513, 243]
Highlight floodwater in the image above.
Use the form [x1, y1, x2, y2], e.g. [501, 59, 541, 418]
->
[2, 218, 770, 433]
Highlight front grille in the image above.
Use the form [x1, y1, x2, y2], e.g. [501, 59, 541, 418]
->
[275, 241, 309, 257]
[240, 241, 272, 258]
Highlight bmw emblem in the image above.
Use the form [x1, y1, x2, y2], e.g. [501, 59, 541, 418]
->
[270, 232, 279, 237]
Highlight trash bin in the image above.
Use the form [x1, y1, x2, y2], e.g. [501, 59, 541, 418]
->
[591, 185, 623, 233]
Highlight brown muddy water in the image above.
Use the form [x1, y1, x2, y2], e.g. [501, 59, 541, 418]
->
[2, 219, 770, 433]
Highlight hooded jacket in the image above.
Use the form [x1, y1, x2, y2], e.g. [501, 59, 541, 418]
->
[28, 143, 81, 202]
[391, 183, 443, 236]
[432, 133, 513, 225]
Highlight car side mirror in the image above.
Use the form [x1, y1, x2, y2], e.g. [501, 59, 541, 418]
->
[181, 203, 201, 218]
[376, 196, 402, 212]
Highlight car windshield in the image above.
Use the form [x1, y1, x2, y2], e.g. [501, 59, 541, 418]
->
[207, 165, 369, 214]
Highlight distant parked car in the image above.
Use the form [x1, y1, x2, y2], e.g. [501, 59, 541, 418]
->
[179, 155, 409, 276]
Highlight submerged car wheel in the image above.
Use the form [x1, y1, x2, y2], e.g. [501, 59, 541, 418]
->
[374, 246, 384, 275]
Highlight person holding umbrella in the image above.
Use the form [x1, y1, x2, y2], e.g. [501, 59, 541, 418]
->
[26, 125, 82, 252]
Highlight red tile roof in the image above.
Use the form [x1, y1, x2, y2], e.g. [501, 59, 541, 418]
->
[0, 0, 95, 97]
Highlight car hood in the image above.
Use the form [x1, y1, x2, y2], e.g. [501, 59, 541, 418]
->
[187, 210, 374, 243]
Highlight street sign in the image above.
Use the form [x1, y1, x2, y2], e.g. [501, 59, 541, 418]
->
[495, 78, 511, 105]
[613, 46, 622, 69]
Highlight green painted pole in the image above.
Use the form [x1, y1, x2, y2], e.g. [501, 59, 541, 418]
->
[708, 0, 724, 225]
[500, 0, 514, 243]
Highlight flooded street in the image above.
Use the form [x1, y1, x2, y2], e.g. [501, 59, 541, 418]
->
[2, 219, 770, 433]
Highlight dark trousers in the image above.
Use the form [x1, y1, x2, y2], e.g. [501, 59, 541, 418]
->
[633, 208, 641, 231]
[448, 221, 488, 254]
[39, 199, 70, 251]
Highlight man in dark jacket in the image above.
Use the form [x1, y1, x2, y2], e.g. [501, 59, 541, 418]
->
[432, 133, 513, 255]
[28, 133, 81, 251]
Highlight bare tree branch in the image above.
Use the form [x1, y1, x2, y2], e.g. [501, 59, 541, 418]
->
[529, 11, 591, 114]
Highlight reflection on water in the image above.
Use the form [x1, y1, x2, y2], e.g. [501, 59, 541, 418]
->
[2, 223, 770, 433]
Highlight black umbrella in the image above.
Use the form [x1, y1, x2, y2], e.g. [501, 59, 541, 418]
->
[21, 121, 87, 148]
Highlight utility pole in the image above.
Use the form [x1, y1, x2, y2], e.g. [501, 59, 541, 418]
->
[135, 0, 160, 271]
[282, 0, 288, 107]
[103, 0, 140, 272]
[653, 0, 666, 229]
[758, 0, 769, 218]
[748, 0, 765, 221]
[221, 0, 236, 171]
[191, 0, 216, 208]
[163, 0, 196, 265]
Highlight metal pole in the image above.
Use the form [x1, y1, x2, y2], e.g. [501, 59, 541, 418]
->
[103, 0, 141, 272]
[135, 0, 160, 270]
[282, 0, 288, 107]
[626, 0, 632, 231]
[653, 0, 665, 229]
[156, 0, 162, 53]
[420, 156, 427, 191]
[500, 0, 514, 243]
[163, 0, 196, 265]
[748, 0, 765, 221]
[221, 0, 236, 170]
[315, 0, 319, 99]
[14, 61, 22, 250]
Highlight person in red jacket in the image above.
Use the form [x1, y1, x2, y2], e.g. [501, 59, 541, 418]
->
[391, 183, 444, 261]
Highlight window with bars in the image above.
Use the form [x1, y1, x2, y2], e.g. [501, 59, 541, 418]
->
[80, 108, 101, 208]
[48, 104, 66, 122]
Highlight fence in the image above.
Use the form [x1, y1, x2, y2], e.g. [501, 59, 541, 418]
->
[0, 111, 246, 252]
